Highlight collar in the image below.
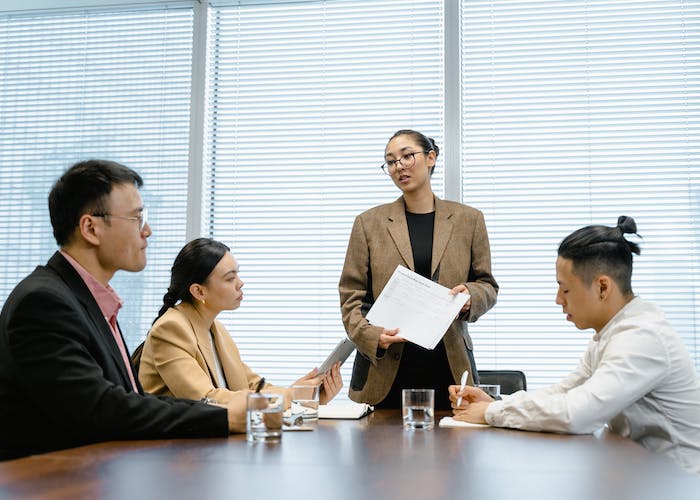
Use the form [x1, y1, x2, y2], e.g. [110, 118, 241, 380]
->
[386, 195, 454, 277]
[59, 250, 123, 321]
[388, 194, 451, 216]
[173, 301, 215, 334]
[593, 296, 642, 341]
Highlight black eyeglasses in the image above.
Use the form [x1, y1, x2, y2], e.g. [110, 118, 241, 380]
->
[92, 209, 148, 232]
[380, 151, 430, 175]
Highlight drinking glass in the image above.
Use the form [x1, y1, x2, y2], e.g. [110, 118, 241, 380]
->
[477, 384, 501, 399]
[247, 393, 284, 443]
[402, 388, 435, 430]
[291, 385, 320, 423]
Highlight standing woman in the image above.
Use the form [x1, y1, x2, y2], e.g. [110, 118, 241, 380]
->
[139, 238, 342, 405]
[339, 130, 498, 410]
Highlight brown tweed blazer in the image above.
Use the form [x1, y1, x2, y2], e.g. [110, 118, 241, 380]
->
[339, 196, 498, 404]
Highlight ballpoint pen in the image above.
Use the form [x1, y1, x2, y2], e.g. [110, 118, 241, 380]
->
[456, 370, 469, 407]
[255, 377, 266, 393]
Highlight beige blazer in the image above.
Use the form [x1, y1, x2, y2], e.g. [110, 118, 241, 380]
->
[339, 196, 498, 404]
[139, 302, 276, 403]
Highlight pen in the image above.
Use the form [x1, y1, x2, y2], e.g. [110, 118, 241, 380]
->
[255, 377, 266, 393]
[456, 370, 469, 407]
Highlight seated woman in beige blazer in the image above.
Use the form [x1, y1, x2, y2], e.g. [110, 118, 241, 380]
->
[139, 238, 342, 405]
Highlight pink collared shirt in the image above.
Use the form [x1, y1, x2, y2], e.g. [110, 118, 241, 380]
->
[60, 250, 138, 392]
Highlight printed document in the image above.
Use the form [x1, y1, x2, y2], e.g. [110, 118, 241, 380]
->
[365, 265, 469, 350]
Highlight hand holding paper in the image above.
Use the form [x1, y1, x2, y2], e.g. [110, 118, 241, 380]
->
[449, 283, 472, 314]
[365, 266, 469, 350]
[378, 327, 404, 349]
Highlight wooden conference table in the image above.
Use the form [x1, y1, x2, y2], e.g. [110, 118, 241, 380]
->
[0, 410, 697, 500]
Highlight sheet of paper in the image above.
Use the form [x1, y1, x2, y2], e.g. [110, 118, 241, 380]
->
[438, 416, 490, 428]
[365, 265, 469, 349]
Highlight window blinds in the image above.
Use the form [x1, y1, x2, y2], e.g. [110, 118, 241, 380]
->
[1, 0, 697, 395]
[461, 0, 700, 386]
[0, 5, 194, 349]
[205, 0, 445, 387]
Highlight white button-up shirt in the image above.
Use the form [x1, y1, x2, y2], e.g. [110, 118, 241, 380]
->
[486, 296, 700, 474]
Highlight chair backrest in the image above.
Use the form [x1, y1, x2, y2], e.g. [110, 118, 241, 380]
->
[477, 370, 527, 395]
[130, 341, 145, 378]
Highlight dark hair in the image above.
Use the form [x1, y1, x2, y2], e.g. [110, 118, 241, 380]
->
[558, 216, 641, 296]
[387, 129, 440, 175]
[48, 159, 143, 246]
[156, 238, 231, 320]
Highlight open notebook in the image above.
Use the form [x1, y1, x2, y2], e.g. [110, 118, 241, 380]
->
[319, 402, 373, 420]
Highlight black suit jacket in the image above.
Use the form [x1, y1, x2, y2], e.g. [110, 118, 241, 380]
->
[0, 252, 228, 459]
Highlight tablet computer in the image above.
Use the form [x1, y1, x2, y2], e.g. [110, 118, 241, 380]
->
[318, 338, 356, 374]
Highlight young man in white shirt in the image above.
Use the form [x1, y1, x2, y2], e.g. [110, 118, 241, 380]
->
[450, 216, 700, 474]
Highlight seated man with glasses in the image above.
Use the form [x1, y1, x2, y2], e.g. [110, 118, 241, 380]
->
[0, 159, 246, 460]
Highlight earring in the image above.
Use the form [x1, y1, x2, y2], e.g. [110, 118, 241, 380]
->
[200, 299, 206, 306]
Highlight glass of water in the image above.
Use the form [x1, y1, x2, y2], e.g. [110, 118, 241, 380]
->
[476, 384, 501, 399]
[247, 392, 284, 443]
[291, 385, 320, 423]
[402, 388, 435, 430]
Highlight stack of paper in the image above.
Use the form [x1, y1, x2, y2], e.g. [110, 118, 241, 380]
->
[438, 416, 490, 428]
[319, 402, 373, 420]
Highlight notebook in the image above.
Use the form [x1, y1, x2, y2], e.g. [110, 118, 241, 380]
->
[319, 402, 373, 420]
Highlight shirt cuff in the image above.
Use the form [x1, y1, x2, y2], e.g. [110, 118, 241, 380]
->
[484, 399, 506, 426]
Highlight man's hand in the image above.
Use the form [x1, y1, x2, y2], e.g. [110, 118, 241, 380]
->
[453, 402, 490, 424]
[448, 384, 493, 425]
[222, 390, 249, 433]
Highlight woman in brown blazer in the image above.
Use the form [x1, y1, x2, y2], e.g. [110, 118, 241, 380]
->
[339, 130, 498, 410]
[139, 238, 342, 404]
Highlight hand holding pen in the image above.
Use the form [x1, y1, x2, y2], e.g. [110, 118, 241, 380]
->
[255, 377, 266, 393]
[449, 373, 496, 425]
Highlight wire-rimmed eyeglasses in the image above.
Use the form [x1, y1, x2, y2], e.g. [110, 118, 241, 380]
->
[380, 151, 430, 175]
[92, 208, 148, 232]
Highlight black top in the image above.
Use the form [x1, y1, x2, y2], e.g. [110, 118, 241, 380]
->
[376, 211, 455, 411]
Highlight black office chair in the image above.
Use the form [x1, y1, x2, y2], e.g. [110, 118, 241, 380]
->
[477, 370, 527, 395]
